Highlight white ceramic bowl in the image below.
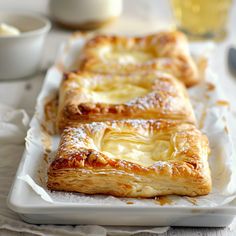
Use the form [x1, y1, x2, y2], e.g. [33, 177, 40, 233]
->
[49, 0, 122, 30]
[0, 12, 51, 80]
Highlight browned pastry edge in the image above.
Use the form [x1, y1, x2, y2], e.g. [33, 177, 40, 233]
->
[79, 31, 200, 87]
[48, 120, 211, 198]
[57, 71, 196, 132]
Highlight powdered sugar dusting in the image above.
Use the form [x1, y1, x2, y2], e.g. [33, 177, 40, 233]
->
[61, 127, 88, 150]
[87, 121, 106, 134]
[152, 161, 172, 169]
[125, 91, 157, 109]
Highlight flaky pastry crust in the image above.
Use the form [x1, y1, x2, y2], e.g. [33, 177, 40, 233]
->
[57, 71, 196, 132]
[79, 31, 199, 87]
[48, 120, 211, 198]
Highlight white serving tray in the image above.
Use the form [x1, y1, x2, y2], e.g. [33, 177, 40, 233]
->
[7, 34, 236, 226]
[7, 155, 236, 226]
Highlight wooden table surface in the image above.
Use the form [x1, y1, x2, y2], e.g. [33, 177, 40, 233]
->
[0, 0, 236, 235]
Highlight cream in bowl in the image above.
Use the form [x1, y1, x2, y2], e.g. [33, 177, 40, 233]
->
[0, 12, 51, 80]
[0, 23, 20, 36]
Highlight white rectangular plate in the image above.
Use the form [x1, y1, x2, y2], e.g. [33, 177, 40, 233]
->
[7, 33, 236, 226]
[7, 160, 236, 226]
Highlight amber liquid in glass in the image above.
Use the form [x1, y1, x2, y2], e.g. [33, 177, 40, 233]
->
[171, 0, 231, 40]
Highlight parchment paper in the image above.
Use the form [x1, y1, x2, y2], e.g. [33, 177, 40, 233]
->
[18, 33, 236, 207]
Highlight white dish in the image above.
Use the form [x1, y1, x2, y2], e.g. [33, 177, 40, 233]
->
[7, 160, 236, 227]
[49, 0, 122, 30]
[0, 11, 51, 80]
[7, 34, 236, 226]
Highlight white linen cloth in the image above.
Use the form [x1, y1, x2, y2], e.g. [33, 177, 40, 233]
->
[0, 103, 169, 235]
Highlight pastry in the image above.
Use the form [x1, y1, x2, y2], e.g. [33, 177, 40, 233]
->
[79, 31, 199, 87]
[57, 71, 196, 132]
[48, 119, 212, 197]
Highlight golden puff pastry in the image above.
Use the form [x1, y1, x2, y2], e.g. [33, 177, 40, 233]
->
[79, 31, 199, 87]
[47, 120, 212, 197]
[57, 71, 196, 132]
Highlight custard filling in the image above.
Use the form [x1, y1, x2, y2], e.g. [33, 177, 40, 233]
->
[99, 46, 155, 64]
[89, 83, 150, 104]
[100, 130, 173, 167]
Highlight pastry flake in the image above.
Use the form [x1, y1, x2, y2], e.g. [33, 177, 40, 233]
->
[48, 120, 212, 197]
[79, 31, 199, 87]
[57, 71, 196, 132]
